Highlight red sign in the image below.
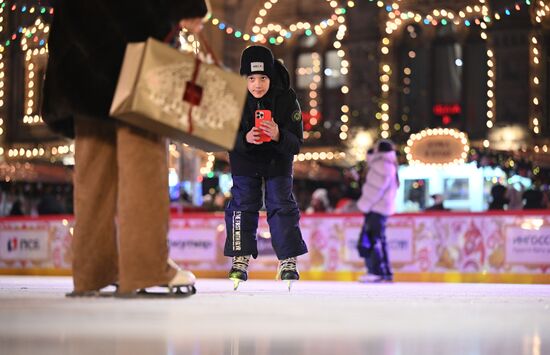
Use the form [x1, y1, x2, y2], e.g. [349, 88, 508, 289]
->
[433, 104, 462, 116]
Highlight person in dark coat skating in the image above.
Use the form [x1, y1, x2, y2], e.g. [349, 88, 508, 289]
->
[224, 45, 308, 290]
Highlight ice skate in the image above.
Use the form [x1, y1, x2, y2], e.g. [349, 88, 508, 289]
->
[229, 255, 250, 290]
[277, 257, 299, 291]
[358, 273, 386, 283]
[117, 260, 196, 298]
[66, 283, 118, 298]
[119, 269, 197, 298]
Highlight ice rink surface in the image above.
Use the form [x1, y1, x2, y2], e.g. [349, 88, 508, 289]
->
[0, 276, 549, 355]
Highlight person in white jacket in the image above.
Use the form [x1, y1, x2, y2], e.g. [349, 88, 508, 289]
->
[356, 140, 399, 282]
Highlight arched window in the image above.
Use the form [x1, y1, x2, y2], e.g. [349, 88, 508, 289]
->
[294, 32, 347, 146]
[396, 23, 429, 137]
[431, 24, 463, 127]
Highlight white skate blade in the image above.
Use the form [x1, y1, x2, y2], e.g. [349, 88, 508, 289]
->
[286, 280, 295, 292]
[116, 285, 196, 298]
[230, 278, 243, 291]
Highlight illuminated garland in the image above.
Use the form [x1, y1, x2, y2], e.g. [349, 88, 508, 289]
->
[302, 52, 321, 138]
[208, 0, 347, 45]
[530, 33, 542, 135]
[529, 1, 549, 135]
[7, 143, 73, 160]
[400, 46, 412, 135]
[252, 0, 345, 45]
[294, 151, 346, 162]
[375, 0, 534, 30]
[3, 3, 53, 48]
[23, 18, 49, 126]
[484, 33, 495, 144]
[7, 3, 51, 14]
[377, 41, 391, 139]
[533, 0, 550, 23]
[336, 19, 350, 142]
[0, 1, 4, 156]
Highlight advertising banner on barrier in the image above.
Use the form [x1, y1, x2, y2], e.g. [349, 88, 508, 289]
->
[505, 225, 550, 265]
[387, 226, 415, 264]
[169, 228, 217, 262]
[0, 229, 49, 261]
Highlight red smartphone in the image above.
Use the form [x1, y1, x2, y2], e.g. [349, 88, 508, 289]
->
[255, 109, 272, 142]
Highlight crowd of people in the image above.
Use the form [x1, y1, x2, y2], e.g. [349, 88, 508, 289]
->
[488, 182, 549, 210]
[3, 173, 549, 217]
[0, 182, 72, 217]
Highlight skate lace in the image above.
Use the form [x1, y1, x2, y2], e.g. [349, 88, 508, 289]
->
[232, 255, 250, 272]
[279, 257, 297, 272]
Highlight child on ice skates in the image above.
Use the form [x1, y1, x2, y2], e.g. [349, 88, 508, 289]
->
[224, 45, 308, 290]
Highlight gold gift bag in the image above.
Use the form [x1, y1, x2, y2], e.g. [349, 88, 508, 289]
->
[110, 37, 247, 152]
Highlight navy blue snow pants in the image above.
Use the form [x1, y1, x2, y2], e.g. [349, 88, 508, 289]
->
[224, 175, 308, 260]
[357, 212, 392, 278]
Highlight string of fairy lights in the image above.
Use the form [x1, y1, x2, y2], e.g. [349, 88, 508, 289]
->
[22, 18, 49, 126]
[207, 0, 348, 45]
[530, 33, 542, 135]
[530, 1, 549, 136]
[482, 1, 495, 145]
[534, 0, 550, 22]
[0, 1, 5, 159]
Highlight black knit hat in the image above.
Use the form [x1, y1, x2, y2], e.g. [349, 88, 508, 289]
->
[240, 45, 275, 79]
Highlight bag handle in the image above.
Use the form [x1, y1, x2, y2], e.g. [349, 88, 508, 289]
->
[164, 26, 222, 67]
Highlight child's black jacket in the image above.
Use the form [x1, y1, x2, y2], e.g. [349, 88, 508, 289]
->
[229, 60, 304, 177]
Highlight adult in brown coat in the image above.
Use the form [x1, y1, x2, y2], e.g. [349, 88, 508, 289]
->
[41, 0, 208, 296]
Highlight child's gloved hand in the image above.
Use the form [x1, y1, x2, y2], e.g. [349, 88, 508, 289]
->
[246, 127, 263, 144]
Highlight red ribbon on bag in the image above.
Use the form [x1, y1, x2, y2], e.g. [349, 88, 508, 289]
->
[181, 58, 204, 134]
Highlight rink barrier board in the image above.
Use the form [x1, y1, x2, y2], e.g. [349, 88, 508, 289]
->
[1, 211, 550, 284]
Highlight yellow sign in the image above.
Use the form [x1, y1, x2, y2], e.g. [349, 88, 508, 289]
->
[405, 128, 469, 165]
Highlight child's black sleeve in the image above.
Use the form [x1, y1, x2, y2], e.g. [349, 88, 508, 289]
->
[273, 91, 303, 155]
[230, 112, 254, 154]
[231, 129, 250, 154]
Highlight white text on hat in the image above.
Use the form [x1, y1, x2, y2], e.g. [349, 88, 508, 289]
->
[250, 62, 264, 72]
